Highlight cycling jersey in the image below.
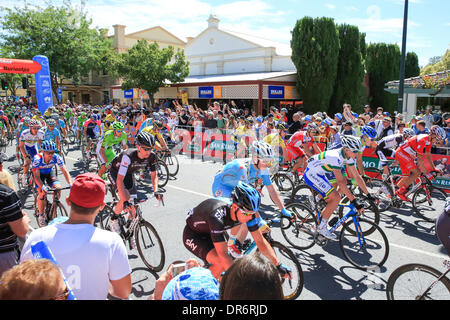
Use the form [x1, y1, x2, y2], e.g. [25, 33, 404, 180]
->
[42, 127, 61, 142]
[77, 116, 87, 128]
[19, 129, 44, 148]
[110, 148, 157, 177]
[83, 119, 101, 139]
[32, 153, 64, 175]
[263, 133, 286, 150]
[141, 126, 164, 143]
[212, 158, 272, 198]
[375, 134, 404, 166]
[138, 118, 153, 132]
[183, 198, 259, 261]
[96, 130, 127, 165]
[397, 134, 432, 157]
[287, 131, 313, 148]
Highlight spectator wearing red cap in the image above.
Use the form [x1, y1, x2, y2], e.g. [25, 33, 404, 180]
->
[20, 172, 132, 300]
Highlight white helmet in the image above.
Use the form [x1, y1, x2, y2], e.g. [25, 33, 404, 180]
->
[250, 141, 274, 160]
[402, 128, 415, 139]
[341, 135, 363, 153]
[430, 125, 446, 142]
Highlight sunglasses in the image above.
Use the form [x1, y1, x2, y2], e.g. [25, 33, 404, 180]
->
[115, 130, 123, 133]
[139, 145, 152, 151]
[239, 207, 256, 216]
[51, 286, 69, 300]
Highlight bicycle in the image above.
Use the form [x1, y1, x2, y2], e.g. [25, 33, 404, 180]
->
[98, 193, 166, 272]
[33, 186, 70, 227]
[157, 149, 179, 177]
[82, 138, 99, 171]
[386, 259, 450, 300]
[281, 199, 389, 271]
[135, 160, 170, 189]
[17, 156, 34, 193]
[234, 218, 304, 300]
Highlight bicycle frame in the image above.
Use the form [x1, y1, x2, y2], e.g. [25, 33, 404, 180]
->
[418, 266, 450, 300]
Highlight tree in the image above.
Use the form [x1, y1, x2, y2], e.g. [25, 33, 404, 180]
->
[405, 52, 420, 78]
[365, 43, 401, 114]
[0, 1, 115, 103]
[329, 24, 365, 114]
[421, 49, 450, 75]
[110, 40, 190, 107]
[291, 17, 340, 114]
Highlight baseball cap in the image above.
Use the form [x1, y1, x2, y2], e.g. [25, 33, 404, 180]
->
[162, 267, 219, 300]
[67, 173, 106, 208]
[335, 113, 343, 120]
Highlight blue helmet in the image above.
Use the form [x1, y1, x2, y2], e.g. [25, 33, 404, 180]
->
[231, 182, 261, 212]
[361, 125, 377, 139]
[41, 140, 57, 152]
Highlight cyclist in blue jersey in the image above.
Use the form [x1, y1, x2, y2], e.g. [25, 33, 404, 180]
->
[52, 113, 67, 142]
[42, 118, 61, 151]
[32, 140, 72, 227]
[212, 141, 293, 257]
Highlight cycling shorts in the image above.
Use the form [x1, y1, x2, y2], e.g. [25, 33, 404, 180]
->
[395, 150, 417, 175]
[35, 170, 59, 190]
[303, 168, 335, 199]
[109, 169, 137, 197]
[86, 131, 97, 140]
[25, 145, 39, 159]
[96, 146, 116, 166]
[182, 225, 215, 263]
[375, 146, 395, 169]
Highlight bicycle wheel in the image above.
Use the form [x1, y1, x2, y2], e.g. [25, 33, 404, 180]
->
[50, 201, 68, 221]
[289, 183, 316, 207]
[365, 179, 393, 213]
[255, 241, 303, 300]
[97, 204, 115, 229]
[135, 219, 165, 272]
[339, 217, 389, 271]
[281, 203, 317, 250]
[412, 186, 447, 223]
[166, 153, 179, 177]
[156, 160, 169, 188]
[272, 172, 295, 195]
[338, 196, 380, 236]
[386, 264, 450, 300]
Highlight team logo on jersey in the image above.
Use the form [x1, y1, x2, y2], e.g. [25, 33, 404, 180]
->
[214, 190, 223, 197]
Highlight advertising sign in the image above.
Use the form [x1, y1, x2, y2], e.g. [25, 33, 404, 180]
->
[33, 55, 53, 114]
[0, 58, 42, 74]
[268, 85, 285, 99]
[124, 89, 133, 99]
[199, 86, 214, 98]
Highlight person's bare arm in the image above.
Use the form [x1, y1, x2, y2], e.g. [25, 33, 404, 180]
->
[8, 212, 30, 238]
[109, 274, 132, 299]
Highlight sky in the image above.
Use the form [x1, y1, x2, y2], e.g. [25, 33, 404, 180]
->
[0, 0, 449, 68]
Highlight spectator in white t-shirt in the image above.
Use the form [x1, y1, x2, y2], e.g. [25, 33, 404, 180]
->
[422, 106, 434, 129]
[20, 172, 132, 300]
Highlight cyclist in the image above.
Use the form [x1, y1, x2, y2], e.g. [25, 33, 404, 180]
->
[355, 125, 379, 177]
[141, 120, 168, 151]
[19, 119, 44, 185]
[212, 141, 293, 257]
[32, 140, 72, 227]
[183, 181, 292, 279]
[231, 117, 257, 158]
[42, 118, 61, 152]
[395, 125, 445, 201]
[108, 131, 161, 239]
[303, 135, 372, 240]
[375, 128, 415, 180]
[263, 122, 289, 164]
[83, 113, 102, 157]
[102, 114, 117, 135]
[97, 121, 128, 177]
[76, 111, 88, 141]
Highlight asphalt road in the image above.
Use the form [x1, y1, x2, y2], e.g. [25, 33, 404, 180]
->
[4, 140, 449, 300]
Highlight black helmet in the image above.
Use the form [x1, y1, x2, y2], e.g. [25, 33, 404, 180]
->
[136, 131, 155, 148]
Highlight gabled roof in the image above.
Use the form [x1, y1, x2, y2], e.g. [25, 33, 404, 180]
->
[124, 26, 186, 45]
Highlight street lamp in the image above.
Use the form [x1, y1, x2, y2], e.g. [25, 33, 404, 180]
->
[398, 0, 409, 115]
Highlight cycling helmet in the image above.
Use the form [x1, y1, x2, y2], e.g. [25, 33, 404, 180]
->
[361, 125, 377, 139]
[281, 108, 288, 113]
[46, 119, 56, 127]
[105, 114, 115, 122]
[249, 141, 274, 160]
[152, 120, 163, 129]
[341, 135, 363, 153]
[256, 116, 263, 123]
[29, 119, 41, 128]
[23, 116, 31, 124]
[245, 117, 254, 125]
[112, 121, 124, 130]
[230, 181, 261, 212]
[41, 140, 57, 152]
[136, 131, 155, 148]
[276, 122, 287, 131]
[80, 112, 87, 117]
[51, 113, 59, 120]
[430, 125, 446, 142]
[402, 128, 415, 139]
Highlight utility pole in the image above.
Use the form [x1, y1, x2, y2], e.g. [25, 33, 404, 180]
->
[398, 0, 409, 115]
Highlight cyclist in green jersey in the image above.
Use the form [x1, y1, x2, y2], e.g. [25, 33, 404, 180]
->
[76, 112, 87, 140]
[97, 121, 128, 177]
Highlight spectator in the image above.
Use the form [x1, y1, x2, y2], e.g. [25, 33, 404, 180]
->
[377, 117, 394, 140]
[341, 121, 356, 136]
[219, 252, 283, 300]
[363, 105, 373, 118]
[329, 125, 341, 147]
[0, 171, 30, 277]
[288, 112, 302, 134]
[395, 121, 406, 135]
[422, 106, 434, 129]
[20, 172, 132, 300]
[415, 119, 430, 135]
[0, 259, 67, 300]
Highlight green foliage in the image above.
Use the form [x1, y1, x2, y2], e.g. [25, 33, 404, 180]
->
[110, 40, 189, 106]
[421, 49, 450, 75]
[365, 43, 401, 114]
[291, 17, 340, 114]
[0, 0, 115, 102]
[405, 52, 420, 78]
[329, 24, 365, 114]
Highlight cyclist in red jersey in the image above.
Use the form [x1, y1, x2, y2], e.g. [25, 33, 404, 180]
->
[394, 125, 445, 201]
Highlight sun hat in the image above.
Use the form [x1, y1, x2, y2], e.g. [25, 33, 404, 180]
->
[162, 267, 219, 300]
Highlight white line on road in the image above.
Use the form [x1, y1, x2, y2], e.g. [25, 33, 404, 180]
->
[166, 184, 448, 260]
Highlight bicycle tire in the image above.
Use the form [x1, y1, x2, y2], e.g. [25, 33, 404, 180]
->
[412, 186, 447, 223]
[339, 217, 389, 271]
[289, 183, 316, 207]
[365, 179, 394, 213]
[272, 172, 295, 195]
[281, 203, 317, 250]
[135, 219, 165, 272]
[338, 196, 380, 236]
[386, 263, 450, 300]
[50, 201, 68, 221]
[157, 160, 169, 188]
[97, 204, 115, 230]
[166, 153, 179, 177]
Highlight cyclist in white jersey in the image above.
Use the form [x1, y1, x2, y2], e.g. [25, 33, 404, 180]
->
[304, 135, 373, 240]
